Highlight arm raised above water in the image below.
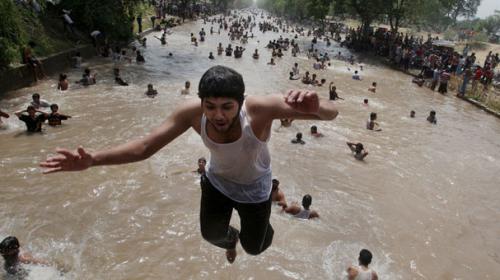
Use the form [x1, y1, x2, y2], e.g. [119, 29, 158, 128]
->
[247, 90, 338, 122]
[40, 99, 201, 174]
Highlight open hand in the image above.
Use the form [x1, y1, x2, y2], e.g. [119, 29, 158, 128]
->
[284, 90, 319, 114]
[40, 146, 93, 174]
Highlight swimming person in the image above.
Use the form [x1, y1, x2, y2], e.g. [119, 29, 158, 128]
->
[15, 105, 48, 132]
[181, 81, 191, 95]
[346, 142, 369, 160]
[310, 125, 323, 137]
[271, 179, 287, 209]
[347, 249, 379, 280]
[0, 236, 48, 275]
[40, 65, 338, 264]
[366, 112, 381, 131]
[197, 157, 207, 175]
[47, 104, 71, 126]
[291, 132, 305, 144]
[427, 110, 437, 124]
[284, 194, 319, 219]
[145, 84, 158, 98]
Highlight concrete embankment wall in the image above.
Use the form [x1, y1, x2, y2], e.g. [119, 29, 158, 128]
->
[0, 45, 95, 94]
[0, 28, 156, 94]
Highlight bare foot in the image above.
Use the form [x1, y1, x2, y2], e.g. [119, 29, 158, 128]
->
[226, 248, 237, 264]
[226, 235, 239, 264]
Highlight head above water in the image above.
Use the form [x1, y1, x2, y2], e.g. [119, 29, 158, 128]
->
[50, 104, 59, 112]
[355, 143, 364, 153]
[410, 110, 415, 118]
[311, 125, 317, 133]
[370, 112, 377, 120]
[302, 194, 312, 209]
[272, 178, 279, 191]
[358, 249, 373, 266]
[0, 236, 20, 257]
[296, 132, 302, 140]
[32, 93, 40, 100]
[364, 99, 368, 104]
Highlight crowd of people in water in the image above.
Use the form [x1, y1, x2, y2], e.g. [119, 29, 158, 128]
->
[9, 6, 492, 278]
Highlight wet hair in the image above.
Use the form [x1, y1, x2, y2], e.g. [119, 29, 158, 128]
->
[32, 93, 40, 99]
[147, 84, 153, 88]
[50, 103, 59, 110]
[364, 99, 368, 104]
[28, 41, 36, 48]
[0, 236, 20, 255]
[372, 82, 377, 86]
[355, 70, 358, 74]
[370, 112, 377, 120]
[302, 194, 312, 209]
[198, 157, 206, 163]
[311, 125, 317, 133]
[410, 110, 415, 117]
[358, 249, 373, 266]
[59, 73, 67, 81]
[84, 68, 91, 75]
[198, 66, 245, 106]
[296, 132, 302, 139]
[27, 105, 35, 111]
[272, 179, 279, 191]
[355, 143, 364, 153]
[430, 110, 436, 116]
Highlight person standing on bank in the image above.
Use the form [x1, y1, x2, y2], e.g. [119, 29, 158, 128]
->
[40, 65, 338, 264]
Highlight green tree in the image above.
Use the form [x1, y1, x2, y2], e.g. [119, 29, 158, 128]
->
[0, 0, 26, 68]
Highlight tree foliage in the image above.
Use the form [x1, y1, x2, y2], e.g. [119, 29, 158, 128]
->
[0, 0, 26, 68]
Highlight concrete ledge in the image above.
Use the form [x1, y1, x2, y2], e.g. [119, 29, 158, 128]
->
[457, 95, 500, 118]
[0, 44, 95, 93]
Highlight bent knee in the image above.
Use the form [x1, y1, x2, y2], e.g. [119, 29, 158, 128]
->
[241, 243, 264, 256]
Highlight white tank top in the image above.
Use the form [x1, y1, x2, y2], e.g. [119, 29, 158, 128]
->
[355, 267, 373, 280]
[201, 102, 272, 203]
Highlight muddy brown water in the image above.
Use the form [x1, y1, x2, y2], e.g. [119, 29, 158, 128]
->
[0, 11, 499, 280]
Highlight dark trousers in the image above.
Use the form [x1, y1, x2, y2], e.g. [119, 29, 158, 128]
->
[200, 175, 274, 255]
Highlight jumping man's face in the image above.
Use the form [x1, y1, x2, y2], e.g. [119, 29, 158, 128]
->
[202, 97, 240, 133]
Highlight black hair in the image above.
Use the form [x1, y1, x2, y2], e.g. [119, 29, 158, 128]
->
[358, 249, 373, 266]
[28, 41, 36, 48]
[430, 110, 436, 116]
[59, 73, 67, 80]
[302, 194, 312, 209]
[311, 125, 317, 132]
[32, 93, 40, 99]
[370, 112, 377, 120]
[198, 66, 245, 106]
[50, 103, 59, 110]
[355, 143, 364, 153]
[0, 236, 20, 255]
[296, 132, 302, 139]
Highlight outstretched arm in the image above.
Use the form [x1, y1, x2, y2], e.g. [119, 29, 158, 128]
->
[248, 90, 338, 123]
[346, 142, 356, 152]
[40, 99, 200, 173]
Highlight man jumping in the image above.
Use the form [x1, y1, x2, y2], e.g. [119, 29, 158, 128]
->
[40, 65, 338, 263]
